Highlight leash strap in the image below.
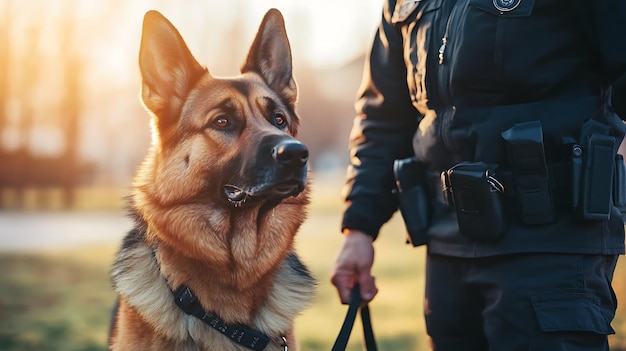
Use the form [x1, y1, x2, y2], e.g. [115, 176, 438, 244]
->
[173, 285, 271, 351]
[331, 284, 378, 351]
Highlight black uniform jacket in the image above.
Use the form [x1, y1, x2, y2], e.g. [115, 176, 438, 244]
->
[341, 0, 626, 257]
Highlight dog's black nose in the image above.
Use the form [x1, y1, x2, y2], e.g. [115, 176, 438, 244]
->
[272, 140, 308, 168]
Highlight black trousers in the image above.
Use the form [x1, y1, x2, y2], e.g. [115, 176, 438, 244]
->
[425, 252, 619, 351]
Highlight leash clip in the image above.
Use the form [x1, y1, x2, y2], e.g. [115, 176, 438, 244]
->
[281, 336, 288, 351]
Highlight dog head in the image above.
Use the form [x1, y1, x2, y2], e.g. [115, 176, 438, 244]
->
[136, 9, 308, 209]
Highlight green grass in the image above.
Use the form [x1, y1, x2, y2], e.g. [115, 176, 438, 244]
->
[294, 213, 428, 351]
[0, 247, 117, 351]
[1, 184, 626, 350]
[0, 216, 423, 351]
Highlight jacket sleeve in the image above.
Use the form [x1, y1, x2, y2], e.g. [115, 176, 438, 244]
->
[340, 0, 420, 239]
[572, 1, 626, 119]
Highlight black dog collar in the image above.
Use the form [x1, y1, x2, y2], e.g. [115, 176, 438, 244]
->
[173, 285, 273, 350]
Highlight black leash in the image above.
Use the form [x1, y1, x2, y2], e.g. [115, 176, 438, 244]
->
[331, 284, 378, 351]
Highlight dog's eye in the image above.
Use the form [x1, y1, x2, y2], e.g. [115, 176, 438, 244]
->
[274, 112, 286, 128]
[212, 116, 230, 129]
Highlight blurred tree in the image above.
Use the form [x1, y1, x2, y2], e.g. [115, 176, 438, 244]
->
[0, 0, 97, 209]
[58, 2, 82, 207]
[0, 0, 8, 134]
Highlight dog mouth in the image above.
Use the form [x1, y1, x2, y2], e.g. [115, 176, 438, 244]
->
[223, 185, 249, 207]
[223, 181, 304, 208]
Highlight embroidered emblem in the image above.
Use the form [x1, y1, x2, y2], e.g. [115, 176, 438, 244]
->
[392, 0, 421, 23]
[493, 0, 522, 12]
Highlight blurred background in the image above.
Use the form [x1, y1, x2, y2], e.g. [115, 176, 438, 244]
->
[0, 0, 382, 206]
[1, 1, 626, 350]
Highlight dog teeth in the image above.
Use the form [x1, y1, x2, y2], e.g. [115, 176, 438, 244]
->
[228, 196, 247, 208]
[224, 186, 249, 207]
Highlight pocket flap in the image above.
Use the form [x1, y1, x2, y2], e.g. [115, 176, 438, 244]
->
[531, 293, 615, 335]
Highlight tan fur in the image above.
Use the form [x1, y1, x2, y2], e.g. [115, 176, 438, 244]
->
[109, 9, 315, 351]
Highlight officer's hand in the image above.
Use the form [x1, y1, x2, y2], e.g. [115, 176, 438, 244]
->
[330, 229, 378, 305]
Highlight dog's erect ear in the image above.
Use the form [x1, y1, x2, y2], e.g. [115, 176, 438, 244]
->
[139, 11, 205, 126]
[241, 9, 297, 105]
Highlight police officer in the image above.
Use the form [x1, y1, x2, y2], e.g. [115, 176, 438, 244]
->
[331, 0, 626, 349]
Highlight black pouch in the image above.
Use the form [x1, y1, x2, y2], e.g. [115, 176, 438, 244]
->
[393, 157, 431, 246]
[578, 119, 616, 220]
[501, 121, 554, 225]
[446, 162, 507, 241]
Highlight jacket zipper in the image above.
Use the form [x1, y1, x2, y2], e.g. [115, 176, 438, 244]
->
[437, 1, 462, 104]
[436, 1, 463, 153]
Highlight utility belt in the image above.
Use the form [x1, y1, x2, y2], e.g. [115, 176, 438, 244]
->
[394, 119, 626, 246]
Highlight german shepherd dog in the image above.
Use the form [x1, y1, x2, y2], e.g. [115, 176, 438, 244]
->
[109, 9, 315, 351]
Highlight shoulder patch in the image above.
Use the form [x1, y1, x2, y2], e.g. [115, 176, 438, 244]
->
[392, 0, 422, 23]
